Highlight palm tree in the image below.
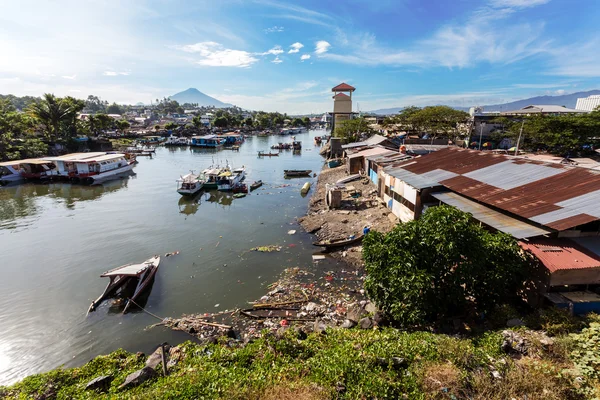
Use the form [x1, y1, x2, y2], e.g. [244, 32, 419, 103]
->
[28, 93, 76, 139]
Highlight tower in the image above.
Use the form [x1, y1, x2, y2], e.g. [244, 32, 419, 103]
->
[331, 82, 355, 134]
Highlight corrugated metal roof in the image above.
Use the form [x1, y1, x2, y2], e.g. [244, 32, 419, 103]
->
[348, 147, 391, 159]
[519, 239, 600, 272]
[383, 166, 443, 189]
[77, 154, 125, 163]
[391, 147, 600, 231]
[431, 192, 553, 239]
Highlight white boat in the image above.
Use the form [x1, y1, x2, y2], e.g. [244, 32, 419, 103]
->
[217, 166, 245, 191]
[165, 136, 189, 146]
[0, 161, 24, 185]
[177, 173, 204, 196]
[71, 153, 134, 184]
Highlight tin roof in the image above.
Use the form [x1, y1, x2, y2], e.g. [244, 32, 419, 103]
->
[431, 192, 553, 239]
[76, 154, 125, 163]
[342, 134, 391, 149]
[388, 148, 600, 231]
[43, 152, 106, 162]
[519, 238, 600, 272]
[348, 147, 391, 159]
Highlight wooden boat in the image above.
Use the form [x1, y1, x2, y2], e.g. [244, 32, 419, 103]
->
[232, 183, 248, 193]
[284, 169, 312, 177]
[258, 151, 279, 157]
[233, 193, 246, 198]
[88, 256, 160, 314]
[250, 180, 263, 191]
[312, 235, 364, 249]
[177, 173, 204, 196]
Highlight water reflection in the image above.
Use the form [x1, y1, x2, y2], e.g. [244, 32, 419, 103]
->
[177, 189, 233, 215]
[0, 177, 132, 229]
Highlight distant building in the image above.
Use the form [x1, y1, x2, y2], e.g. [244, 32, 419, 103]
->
[501, 104, 587, 116]
[576, 95, 600, 112]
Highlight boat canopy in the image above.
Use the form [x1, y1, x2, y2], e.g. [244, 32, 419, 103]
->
[101, 263, 151, 277]
[219, 171, 232, 177]
[77, 154, 126, 163]
[43, 152, 106, 162]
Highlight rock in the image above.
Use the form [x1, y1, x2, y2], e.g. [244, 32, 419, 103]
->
[85, 375, 113, 392]
[119, 367, 157, 390]
[167, 347, 182, 368]
[314, 319, 328, 334]
[391, 357, 408, 369]
[364, 301, 378, 314]
[506, 318, 525, 328]
[226, 328, 237, 339]
[146, 345, 170, 369]
[359, 317, 373, 329]
[346, 305, 363, 322]
[373, 311, 387, 326]
[340, 319, 357, 329]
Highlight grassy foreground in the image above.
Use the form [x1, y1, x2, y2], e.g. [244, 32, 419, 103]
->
[2, 319, 599, 400]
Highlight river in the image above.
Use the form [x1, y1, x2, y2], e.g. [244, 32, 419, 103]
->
[0, 130, 330, 385]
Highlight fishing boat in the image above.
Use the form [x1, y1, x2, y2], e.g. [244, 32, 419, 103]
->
[217, 166, 245, 191]
[314, 136, 322, 145]
[88, 256, 161, 314]
[232, 183, 248, 193]
[177, 172, 205, 196]
[271, 143, 292, 150]
[284, 169, 312, 177]
[312, 235, 364, 249]
[164, 136, 189, 146]
[0, 161, 24, 185]
[258, 151, 279, 157]
[250, 180, 263, 191]
[202, 167, 226, 189]
[190, 135, 226, 148]
[292, 141, 302, 150]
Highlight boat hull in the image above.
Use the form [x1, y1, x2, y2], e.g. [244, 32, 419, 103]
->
[86, 163, 135, 185]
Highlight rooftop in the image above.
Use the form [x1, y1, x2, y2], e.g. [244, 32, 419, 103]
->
[332, 82, 356, 92]
[385, 147, 600, 231]
[519, 238, 600, 272]
[501, 105, 587, 115]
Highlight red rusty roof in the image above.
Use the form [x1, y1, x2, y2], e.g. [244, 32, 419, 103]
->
[333, 92, 351, 99]
[520, 239, 600, 272]
[388, 147, 600, 231]
[332, 83, 356, 92]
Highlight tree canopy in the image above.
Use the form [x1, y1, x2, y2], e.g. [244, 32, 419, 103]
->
[363, 206, 532, 326]
[334, 117, 375, 142]
[388, 106, 469, 138]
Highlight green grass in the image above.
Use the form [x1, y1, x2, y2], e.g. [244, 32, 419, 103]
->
[2, 326, 593, 400]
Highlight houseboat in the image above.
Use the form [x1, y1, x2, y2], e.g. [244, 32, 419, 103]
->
[69, 153, 134, 184]
[217, 166, 245, 191]
[43, 152, 107, 179]
[190, 135, 226, 148]
[0, 161, 24, 185]
[177, 172, 205, 196]
[17, 159, 58, 180]
[165, 136, 189, 146]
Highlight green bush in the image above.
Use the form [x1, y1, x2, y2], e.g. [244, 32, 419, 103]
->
[363, 206, 533, 326]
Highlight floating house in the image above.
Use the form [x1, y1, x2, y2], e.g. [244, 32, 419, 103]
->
[190, 135, 226, 148]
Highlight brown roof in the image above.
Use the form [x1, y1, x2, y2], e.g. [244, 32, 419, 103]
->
[333, 93, 351, 99]
[520, 239, 600, 272]
[387, 147, 600, 231]
[332, 83, 356, 92]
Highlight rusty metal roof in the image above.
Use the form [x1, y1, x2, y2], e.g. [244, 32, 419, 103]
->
[389, 147, 600, 231]
[431, 192, 553, 239]
[519, 238, 600, 272]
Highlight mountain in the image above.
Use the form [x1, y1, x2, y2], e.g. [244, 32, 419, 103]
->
[169, 88, 232, 108]
[368, 90, 600, 115]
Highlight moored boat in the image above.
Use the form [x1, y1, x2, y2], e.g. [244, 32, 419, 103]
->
[68, 154, 134, 184]
[217, 166, 245, 191]
[88, 256, 161, 314]
[312, 235, 364, 249]
[177, 172, 205, 196]
[258, 151, 279, 157]
[250, 180, 263, 191]
[0, 161, 24, 185]
[284, 169, 312, 177]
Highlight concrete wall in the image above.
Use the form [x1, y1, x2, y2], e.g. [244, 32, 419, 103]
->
[334, 98, 352, 114]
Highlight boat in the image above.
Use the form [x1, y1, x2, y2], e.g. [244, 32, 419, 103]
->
[190, 135, 226, 148]
[301, 182, 311, 194]
[284, 169, 312, 177]
[217, 166, 245, 191]
[250, 180, 263, 191]
[202, 166, 227, 189]
[0, 161, 24, 185]
[66, 154, 134, 184]
[13, 159, 58, 180]
[177, 172, 205, 196]
[314, 136, 322, 145]
[271, 143, 292, 150]
[164, 136, 189, 146]
[233, 193, 246, 198]
[312, 235, 364, 249]
[258, 151, 279, 157]
[232, 183, 248, 193]
[88, 256, 161, 314]
[292, 141, 302, 150]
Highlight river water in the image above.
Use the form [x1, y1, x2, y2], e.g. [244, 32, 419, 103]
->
[0, 130, 330, 385]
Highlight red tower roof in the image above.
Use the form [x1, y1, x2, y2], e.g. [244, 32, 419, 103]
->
[333, 93, 350, 99]
[332, 82, 355, 92]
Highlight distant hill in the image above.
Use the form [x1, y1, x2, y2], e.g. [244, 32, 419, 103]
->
[368, 89, 600, 115]
[169, 88, 232, 108]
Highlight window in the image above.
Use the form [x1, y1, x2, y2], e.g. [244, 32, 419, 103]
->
[392, 189, 415, 212]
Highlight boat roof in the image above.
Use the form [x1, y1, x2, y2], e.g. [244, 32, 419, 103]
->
[0, 160, 20, 167]
[15, 158, 54, 165]
[43, 152, 106, 162]
[204, 168, 221, 175]
[101, 257, 159, 277]
[75, 153, 125, 163]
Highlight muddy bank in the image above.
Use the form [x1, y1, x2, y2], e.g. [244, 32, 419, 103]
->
[298, 164, 396, 266]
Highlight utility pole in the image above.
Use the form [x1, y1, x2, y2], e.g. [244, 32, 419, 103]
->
[478, 122, 486, 151]
[514, 119, 525, 156]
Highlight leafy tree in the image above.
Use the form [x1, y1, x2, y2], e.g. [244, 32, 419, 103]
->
[0, 100, 32, 160]
[272, 114, 284, 126]
[176, 106, 184, 114]
[213, 116, 228, 128]
[116, 119, 130, 133]
[105, 102, 123, 114]
[192, 115, 205, 128]
[244, 117, 254, 128]
[363, 206, 532, 326]
[291, 117, 304, 127]
[334, 117, 375, 142]
[164, 122, 178, 130]
[85, 95, 106, 113]
[27, 93, 77, 139]
[302, 116, 311, 128]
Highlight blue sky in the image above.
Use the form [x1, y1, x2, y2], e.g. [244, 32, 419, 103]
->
[1, 0, 599, 113]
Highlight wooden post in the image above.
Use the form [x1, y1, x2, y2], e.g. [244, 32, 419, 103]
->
[161, 343, 168, 376]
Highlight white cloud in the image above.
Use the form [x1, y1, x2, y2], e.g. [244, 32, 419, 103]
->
[61, 75, 76, 80]
[103, 71, 130, 76]
[489, 0, 550, 9]
[301, 54, 311, 61]
[315, 41, 331, 54]
[545, 38, 600, 77]
[271, 56, 283, 64]
[288, 42, 304, 54]
[264, 25, 284, 33]
[263, 45, 284, 55]
[173, 42, 259, 67]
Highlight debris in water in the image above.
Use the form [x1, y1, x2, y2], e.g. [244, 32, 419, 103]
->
[287, 230, 296, 235]
[251, 245, 282, 252]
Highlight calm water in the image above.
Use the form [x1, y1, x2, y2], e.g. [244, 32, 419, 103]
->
[0, 130, 329, 385]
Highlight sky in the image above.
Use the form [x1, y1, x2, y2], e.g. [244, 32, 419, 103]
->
[1, 0, 599, 114]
